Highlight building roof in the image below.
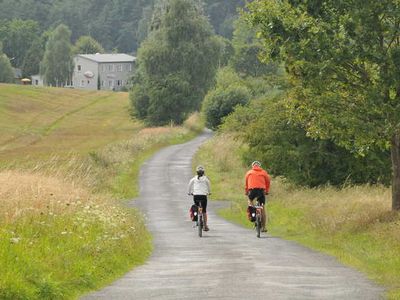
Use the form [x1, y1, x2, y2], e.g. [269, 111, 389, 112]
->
[77, 53, 136, 63]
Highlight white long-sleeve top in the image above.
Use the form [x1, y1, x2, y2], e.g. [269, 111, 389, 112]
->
[188, 175, 211, 196]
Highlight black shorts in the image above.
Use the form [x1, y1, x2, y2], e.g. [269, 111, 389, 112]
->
[248, 188, 266, 205]
[193, 195, 207, 213]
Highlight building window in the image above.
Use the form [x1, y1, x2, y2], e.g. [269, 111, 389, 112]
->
[35, 80, 39, 85]
[125, 64, 132, 72]
[108, 64, 114, 72]
[87, 80, 90, 84]
[101, 80, 105, 87]
[77, 65, 81, 71]
[109, 80, 113, 87]
[81, 80, 85, 87]
[116, 80, 121, 86]
[117, 64, 122, 72]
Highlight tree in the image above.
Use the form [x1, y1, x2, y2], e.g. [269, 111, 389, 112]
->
[22, 37, 44, 77]
[0, 43, 14, 83]
[73, 36, 104, 54]
[40, 24, 73, 87]
[0, 19, 40, 68]
[222, 97, 391, 187]
[203, 0, 245, 38]
[131, 0, 221, 125]
[247, 0, 400, 210]
[230, 17, 278, 78]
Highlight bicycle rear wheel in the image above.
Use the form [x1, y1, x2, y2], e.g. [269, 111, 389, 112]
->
[198, 215, 203, 237]
[256, 214, 261, 238]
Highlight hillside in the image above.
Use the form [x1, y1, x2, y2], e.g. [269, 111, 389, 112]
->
[0, 83, 200, 299]
[0, 84, 141, 164]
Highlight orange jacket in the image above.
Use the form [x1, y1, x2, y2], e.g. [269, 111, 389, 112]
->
[245, 165, 270, 194]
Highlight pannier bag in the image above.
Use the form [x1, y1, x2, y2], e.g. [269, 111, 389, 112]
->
[247, 206, 256, 222]
[189, 204, 198, 222]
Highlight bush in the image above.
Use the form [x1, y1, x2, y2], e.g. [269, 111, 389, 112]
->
[202, 68, 251, 129]
[203, 85, 250, 130]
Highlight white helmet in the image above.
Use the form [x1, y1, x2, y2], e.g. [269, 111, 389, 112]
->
[196, 165, 205, 172]
[252, 161, 261, 167]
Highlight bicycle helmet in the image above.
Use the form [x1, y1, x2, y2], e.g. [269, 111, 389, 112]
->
[252, 161, 261, 167]
[196, 165, 205, 176]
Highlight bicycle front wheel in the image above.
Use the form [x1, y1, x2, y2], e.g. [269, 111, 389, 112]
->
[256, 214, 261, 238]
[198, 215, 203, 237]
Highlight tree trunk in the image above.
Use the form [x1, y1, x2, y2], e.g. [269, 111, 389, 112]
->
[391, 133, 400, 210]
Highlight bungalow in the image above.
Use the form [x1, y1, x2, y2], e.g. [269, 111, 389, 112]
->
[72, 53, 136, 91]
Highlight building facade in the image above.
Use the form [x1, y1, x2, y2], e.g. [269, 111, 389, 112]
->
[72, 54, 136, 91]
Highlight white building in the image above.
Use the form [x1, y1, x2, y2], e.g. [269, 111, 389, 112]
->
[72, 53, 136, 91]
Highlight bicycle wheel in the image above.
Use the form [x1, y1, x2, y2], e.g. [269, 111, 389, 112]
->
[256, 214, 261, 238]
[198, 214, 203, 237]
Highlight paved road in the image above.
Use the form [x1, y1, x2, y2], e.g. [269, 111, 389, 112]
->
[84, 132, 384, 299]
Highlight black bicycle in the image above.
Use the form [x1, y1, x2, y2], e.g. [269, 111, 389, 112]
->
[189, 194, 205, 237]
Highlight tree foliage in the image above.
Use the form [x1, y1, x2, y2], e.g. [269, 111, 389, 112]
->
[0, 44, 14, 83]
[131, 0, 221, 125]
[202, 68, 250, 129]
[0, 19, 40, 68]
[247, 0, 400, 209]
[40, 24, 73, 87]
[0, 0, 244, 53]
[73, 36, 104, 54]
[222, 98, 391, 187]
[230, 18, 278, 77]
[21, 37, 44, 77]
[203, 0, 245, 38]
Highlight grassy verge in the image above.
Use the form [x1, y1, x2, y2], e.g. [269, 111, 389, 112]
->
[0, 85, 203, 299]
[194, 133, 400, 299]
[0, 171, 151, 299]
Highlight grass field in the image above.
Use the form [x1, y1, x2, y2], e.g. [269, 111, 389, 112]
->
[0, 84, 201, 299]
[0, 84, 141, 164]
[194, 133, 400, 300]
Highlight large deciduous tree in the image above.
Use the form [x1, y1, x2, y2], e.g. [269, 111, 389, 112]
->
[247, 0, 400, 210]
[131, 0, 221, 125]
[0, 19, 40, 68]
[40, 24, 73, 87]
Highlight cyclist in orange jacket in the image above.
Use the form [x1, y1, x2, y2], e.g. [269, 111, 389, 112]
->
[245, 161, 270, 232]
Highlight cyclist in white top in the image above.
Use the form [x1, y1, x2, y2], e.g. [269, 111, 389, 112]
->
[188, 165, 211, 231]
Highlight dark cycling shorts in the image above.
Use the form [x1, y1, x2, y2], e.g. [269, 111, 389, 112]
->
[248, 188, 266, 205]
[193, 195, 207, 213]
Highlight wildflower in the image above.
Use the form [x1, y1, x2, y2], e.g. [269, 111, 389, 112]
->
[10, 237, 21, 244]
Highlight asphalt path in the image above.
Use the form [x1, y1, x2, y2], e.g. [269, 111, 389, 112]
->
[83, 132, 384, 299]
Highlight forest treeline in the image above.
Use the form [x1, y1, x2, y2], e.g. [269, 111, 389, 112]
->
[0, 0, 244, 80]
[0, 0, 243, 59]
